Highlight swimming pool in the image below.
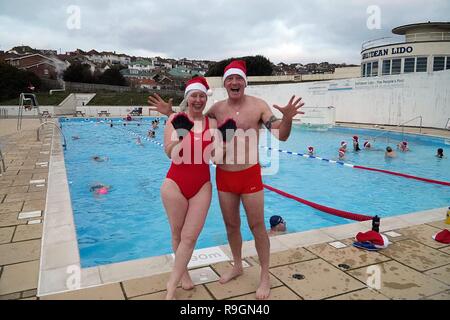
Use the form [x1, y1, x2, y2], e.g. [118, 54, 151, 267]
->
[59, 117, 450, 267]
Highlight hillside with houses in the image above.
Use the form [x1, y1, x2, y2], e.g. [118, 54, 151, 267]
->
[0, 45, 357, 93]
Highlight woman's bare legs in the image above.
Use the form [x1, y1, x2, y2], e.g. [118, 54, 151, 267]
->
[161, 179, 193, 291]
[162, 180, 212, 300]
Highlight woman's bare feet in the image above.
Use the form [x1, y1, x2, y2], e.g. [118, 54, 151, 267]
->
[255, 274, 271, 300]
[219, 264, 243, 284]
[165, 286, 176, 300]
[181, 271, 194, 290]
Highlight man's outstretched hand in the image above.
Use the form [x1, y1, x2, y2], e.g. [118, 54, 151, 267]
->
[148, 93, 174, 116]
[273, 95, 305, 120]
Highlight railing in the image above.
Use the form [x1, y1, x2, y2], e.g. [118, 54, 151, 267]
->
[0, 108, 8, 118]
[17, 93, 41, 130]
[361, 37, 401, 51]
[361, 32, 450, 51]
[405, 32, 450, 42]
[0, 148, 6, 174]
[37, 121, 67, 150]
[400, 115, 423, 136]
[372, 115, 423, 142]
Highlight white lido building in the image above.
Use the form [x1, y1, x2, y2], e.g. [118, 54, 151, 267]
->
[361, 22, 450, 77]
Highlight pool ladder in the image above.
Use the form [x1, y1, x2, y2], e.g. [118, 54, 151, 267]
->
[17, 93, 46, 130]
[37, 121, 67, 150]
[372, 115, 423, 143]
[0, 148, 6, 174]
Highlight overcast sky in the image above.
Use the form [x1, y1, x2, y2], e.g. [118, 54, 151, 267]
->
[0, 0, 448, 64]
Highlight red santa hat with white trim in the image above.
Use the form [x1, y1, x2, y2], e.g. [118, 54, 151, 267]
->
[179, 76, 212, 110]
[355, 230, 390, 249]
[223, 60, 247, 86]
[184, 76, 212, 97]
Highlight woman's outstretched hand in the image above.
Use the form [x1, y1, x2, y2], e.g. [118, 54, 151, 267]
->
[148, 93, 174, 116]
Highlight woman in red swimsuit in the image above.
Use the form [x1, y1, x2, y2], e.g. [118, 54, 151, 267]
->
[150, 76, 236, 299]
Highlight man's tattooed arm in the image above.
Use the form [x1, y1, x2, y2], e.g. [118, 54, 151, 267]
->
[264, 115, 280, 130]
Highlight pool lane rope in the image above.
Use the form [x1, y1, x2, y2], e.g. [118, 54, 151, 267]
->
[263, 184, 373, 221]
[261, 146, 450, 187]
[114, 126, 375, 222]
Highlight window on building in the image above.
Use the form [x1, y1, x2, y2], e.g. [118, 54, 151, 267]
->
[433, 56, 445, 71]
[416, 57, 427, 72]
[361, 64, 366, 77]
[404, 58, 415, 73]
[391, 59, 401, 75]
[44, 69, 49, 75]
[367, 62, 372, 77]
[382, 59, 391, 75]
[447, 57, 450, 70]
[372, 61, 378, 76]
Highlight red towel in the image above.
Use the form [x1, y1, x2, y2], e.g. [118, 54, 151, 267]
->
[432, 229, 450, 244]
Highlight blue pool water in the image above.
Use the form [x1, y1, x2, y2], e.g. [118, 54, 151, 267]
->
[59, 117, 450, 267]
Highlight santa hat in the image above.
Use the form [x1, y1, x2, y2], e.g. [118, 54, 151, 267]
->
[432, 229, 450, 244]
[184, 76, 212, 97]
[223, 60, 247, 85]
[355, 230, 390, 249]
[308, 146, 314, 152]
[340, 141, 347, 147]
[364, 141, 371, 148]
[353, 136, 358, 141]
[402, 141, 408, 146]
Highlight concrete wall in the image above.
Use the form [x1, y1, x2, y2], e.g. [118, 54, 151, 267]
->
[54, 94, 76, 115]
[75, 106, 165, 117]
[74, 93, 96, 107]
[206, 69, 450, 129]
[205, 67, 361, 88]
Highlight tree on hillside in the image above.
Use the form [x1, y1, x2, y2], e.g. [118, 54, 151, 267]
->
[205, 55, 273, 77]
[98, 67, 126, 86]
[63, 62, 94, 83]
[0, 62, 41, 102]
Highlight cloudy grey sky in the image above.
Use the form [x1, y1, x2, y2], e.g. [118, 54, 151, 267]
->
[0, 0, 449, 64]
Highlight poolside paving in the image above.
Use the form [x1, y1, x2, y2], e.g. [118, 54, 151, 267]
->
[0, 119, 449, 300]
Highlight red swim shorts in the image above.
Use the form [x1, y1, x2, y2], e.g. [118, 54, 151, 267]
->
[216, 164, 263, 194]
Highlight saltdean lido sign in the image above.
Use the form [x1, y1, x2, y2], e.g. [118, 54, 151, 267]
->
[362, 46, 413, 60]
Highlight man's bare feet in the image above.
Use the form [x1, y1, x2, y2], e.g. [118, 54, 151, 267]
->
[181, 271, 194, 290]
[219, 264, 243, 284]
[255, 274, 271, 300]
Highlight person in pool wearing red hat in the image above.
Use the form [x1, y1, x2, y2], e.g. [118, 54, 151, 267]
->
[149, 59, 304, 299]
[352, 136, 361, 151]
[398, 141, 409, 152]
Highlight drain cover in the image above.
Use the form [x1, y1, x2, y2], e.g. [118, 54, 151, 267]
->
[292, 273, 305, 280]
[338, 263, 350, 270]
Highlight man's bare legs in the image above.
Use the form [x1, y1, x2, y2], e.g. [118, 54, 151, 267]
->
[161, 180, 211, 299]
[217, 191, 244, 283]
[242, 190, 270, 299]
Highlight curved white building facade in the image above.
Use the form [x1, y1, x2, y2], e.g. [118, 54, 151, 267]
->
[361, 22, 450, 77]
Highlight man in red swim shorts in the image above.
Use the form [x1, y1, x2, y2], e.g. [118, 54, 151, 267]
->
[149, 60, 304, 299]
